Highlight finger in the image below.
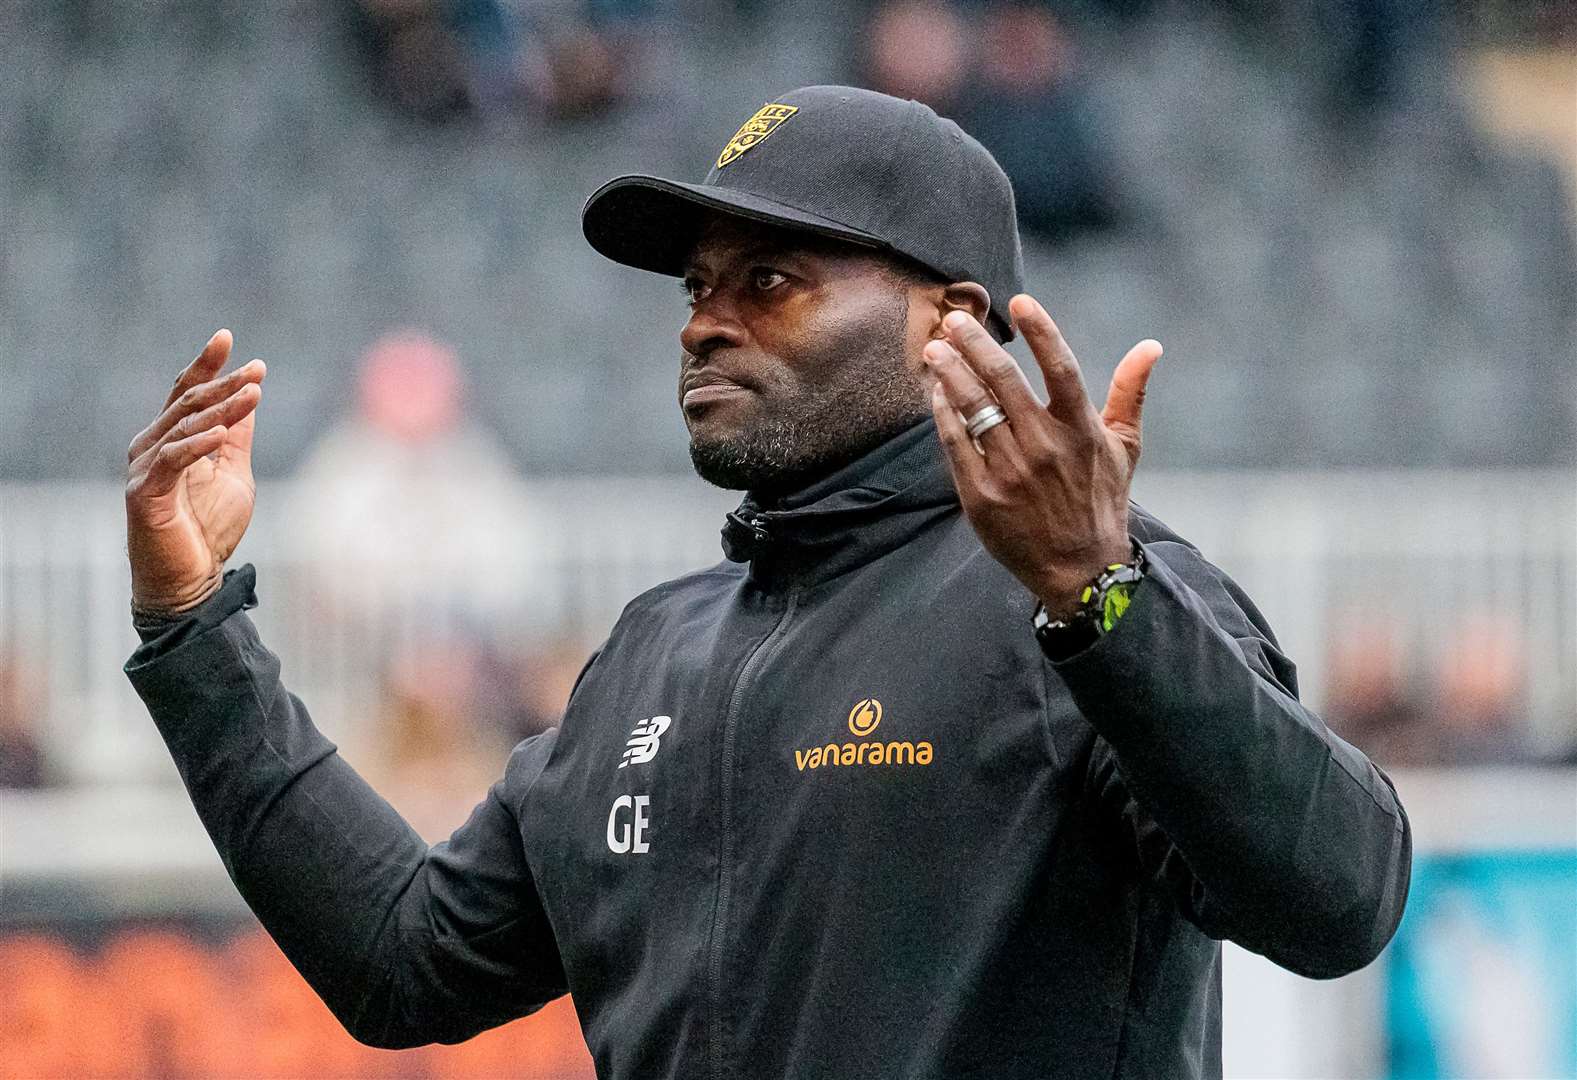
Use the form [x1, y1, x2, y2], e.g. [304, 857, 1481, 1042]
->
[162, 329, 233, 410]
[130, 358, 265, 463]
[139, 382, 262, 468]
[1102, 339, 1162, 456]
[930, 381, 991, 494]
[1007, 295, 1097, 431]
[939, 310, 1045, 423]
[140, 425, 229, 497]
[131, 361, 262, 463]
[223, 391, 259, 464]
[924, 339, 994, 426]
[924, 339, 1022, 460]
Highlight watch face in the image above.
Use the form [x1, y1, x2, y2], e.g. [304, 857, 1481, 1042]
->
[1033, 547, 1146, 658]
[1101, 581, 1138, 632]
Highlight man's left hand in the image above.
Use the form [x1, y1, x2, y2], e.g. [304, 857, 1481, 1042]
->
[924, 296, 1161, 619]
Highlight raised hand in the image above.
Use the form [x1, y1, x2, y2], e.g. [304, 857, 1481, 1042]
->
[125, 329, 267, 615]
[924, 296, 1161, 618]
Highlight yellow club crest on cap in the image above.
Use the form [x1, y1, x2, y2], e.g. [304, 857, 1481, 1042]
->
[716, 103, 798, 168]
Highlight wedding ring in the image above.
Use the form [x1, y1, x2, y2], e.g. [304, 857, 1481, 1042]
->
[964, 404, 1008, 440]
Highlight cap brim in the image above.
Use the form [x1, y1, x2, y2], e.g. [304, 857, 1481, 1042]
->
[582, 175, 887, 277]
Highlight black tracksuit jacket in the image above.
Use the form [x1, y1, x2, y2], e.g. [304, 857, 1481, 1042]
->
[126, 419, 1412, 1079]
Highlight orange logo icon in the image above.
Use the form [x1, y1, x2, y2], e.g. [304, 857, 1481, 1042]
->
[848, 698, 882, 738]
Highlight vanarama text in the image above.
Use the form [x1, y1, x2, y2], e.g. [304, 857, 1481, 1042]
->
[793, 740, 934, 771]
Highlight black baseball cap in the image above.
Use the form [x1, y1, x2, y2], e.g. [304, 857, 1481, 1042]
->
[582, 85, 1026, 341]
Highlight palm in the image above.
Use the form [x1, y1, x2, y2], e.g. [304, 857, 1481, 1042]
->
[126, 331, 266, 612]
[172, 418, 257, 564]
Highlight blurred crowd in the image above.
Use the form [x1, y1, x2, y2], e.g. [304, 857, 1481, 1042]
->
[341, 0, 1504, 244]
[348, 0, 661, 123]
[339, 0, 1577, 222]
[4, 0, 1572, 476]
[347, 0, 1134, 240]
[1323, 608, 1576, 770]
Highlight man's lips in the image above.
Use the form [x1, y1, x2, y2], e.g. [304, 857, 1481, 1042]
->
[683, 382, 750, 408]
[681, 371, 754, 411]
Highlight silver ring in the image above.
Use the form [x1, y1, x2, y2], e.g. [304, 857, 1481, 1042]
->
[964, 404, 1008, 440]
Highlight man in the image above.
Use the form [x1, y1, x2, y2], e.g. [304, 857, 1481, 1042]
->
[124, 86, 1411, 1078]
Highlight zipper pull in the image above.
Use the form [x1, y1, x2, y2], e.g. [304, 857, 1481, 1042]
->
[722, 510, 772, 561]
[726, 510, 771, 544]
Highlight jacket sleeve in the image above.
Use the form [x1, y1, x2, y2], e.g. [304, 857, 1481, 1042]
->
[123, 565, 569, 1048]
[1054, 527, 1412, 979]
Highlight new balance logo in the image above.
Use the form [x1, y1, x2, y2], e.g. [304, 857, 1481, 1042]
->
[618, 715, 671, 769]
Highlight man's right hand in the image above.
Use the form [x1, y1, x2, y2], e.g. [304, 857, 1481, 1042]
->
[126, 329, 267, 616]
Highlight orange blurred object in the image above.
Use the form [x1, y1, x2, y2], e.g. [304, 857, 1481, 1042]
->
[0, 927, 596, 1079]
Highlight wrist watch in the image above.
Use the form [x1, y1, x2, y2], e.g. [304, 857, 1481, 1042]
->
[1032, 542, 1147, 660]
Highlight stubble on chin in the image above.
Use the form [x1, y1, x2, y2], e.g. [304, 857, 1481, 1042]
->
[686, 351, 929, 495]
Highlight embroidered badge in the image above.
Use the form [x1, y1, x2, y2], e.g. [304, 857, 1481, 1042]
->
[716, 103, 799, 169]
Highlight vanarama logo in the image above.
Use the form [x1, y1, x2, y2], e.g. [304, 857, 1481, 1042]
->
[793, 698, 934, 773]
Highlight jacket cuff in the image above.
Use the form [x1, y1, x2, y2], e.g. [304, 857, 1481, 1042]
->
[128, 563, 259, 651]
[124, 564, 273, 763]
[1045, 541, 1236, 740]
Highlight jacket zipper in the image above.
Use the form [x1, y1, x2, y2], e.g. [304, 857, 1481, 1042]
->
[708, 588, 798, 1080]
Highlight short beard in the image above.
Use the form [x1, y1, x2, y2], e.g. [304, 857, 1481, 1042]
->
[687, 294, 930, 496]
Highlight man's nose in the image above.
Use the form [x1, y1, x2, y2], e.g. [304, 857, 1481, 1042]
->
[680, 293, 747, 358]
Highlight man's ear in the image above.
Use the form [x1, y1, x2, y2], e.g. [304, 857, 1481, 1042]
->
[936, 282, 992, 338]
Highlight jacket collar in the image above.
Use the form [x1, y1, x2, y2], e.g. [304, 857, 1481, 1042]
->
[721, 418, 959, 591]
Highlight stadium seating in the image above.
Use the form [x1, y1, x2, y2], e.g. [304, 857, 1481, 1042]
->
[0, 1, 1571, 478]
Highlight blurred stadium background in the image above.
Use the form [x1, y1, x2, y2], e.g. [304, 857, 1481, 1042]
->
[1, 0, 1574, 1077]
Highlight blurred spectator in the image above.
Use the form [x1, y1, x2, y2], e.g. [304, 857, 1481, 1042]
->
[1313, 0, 1444, 120]
[864, 0, 970, 108]
[1323, 611, 1435, 767]
[367, 637, 508, 841]
[517, 17, 626, 120]
[285, 329, 558, 633]
[348, 0, 660, 122]
[1327, 608, 1540, 767]
[352, 0, 476, 120]
[505, 639, 596, 740]
[1218, 0, 1447, 128]
[1432, 611, 1531, 764]
[0, 647, 51, 788]
[864, 0, 1118, 241]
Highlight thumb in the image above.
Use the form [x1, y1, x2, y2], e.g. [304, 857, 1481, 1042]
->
[1101, 339, 1161, 447]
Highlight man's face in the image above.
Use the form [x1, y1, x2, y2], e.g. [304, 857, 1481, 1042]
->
[678, 217, 936, 495]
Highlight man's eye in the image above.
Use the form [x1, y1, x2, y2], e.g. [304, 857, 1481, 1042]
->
[752, 268, 787, 291]
[681, 279, 707, 305]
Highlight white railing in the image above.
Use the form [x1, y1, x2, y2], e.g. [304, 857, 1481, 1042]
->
[1, 472, 1573, 785]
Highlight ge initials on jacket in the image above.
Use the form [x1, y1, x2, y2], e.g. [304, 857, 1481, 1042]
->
[127, 418, 1412, 1080]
